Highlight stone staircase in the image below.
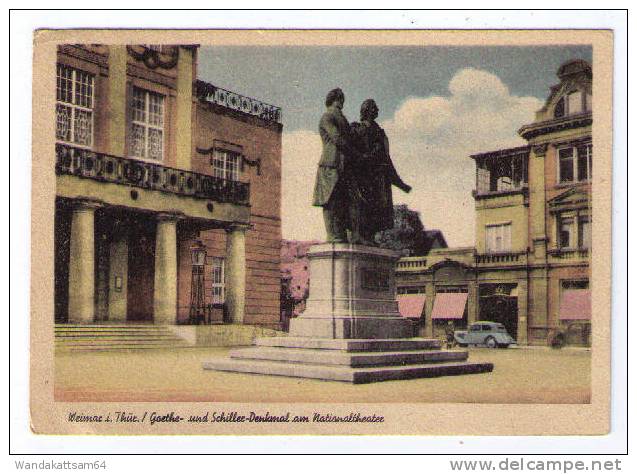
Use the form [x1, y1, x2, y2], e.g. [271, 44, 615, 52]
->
[55, 324, 191, 352]
[203, 336, 493, 384]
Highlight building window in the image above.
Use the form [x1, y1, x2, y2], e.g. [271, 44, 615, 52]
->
[210, 257, 225, 304]
[485, 223, 511, 253]
[130, 87, 164, 161]
[397, 287, 425, 295]
[562, 280, 589, 290]
[558, 144, 592, 183]
[558, 216, 575, 248]
[555, 90, 588, 118]
[554, 97, 565, 118]
[578, 216, 591, 249]
[212, 149, 240, 181]
[567, 91, 583, 115]
[576, 144, 593, 181]
[56, 64, 94, 147]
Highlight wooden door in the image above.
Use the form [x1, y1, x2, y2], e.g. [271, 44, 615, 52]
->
[127, 220, 155, 322]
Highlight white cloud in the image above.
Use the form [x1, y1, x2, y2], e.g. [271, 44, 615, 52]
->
[281, 68, 544, 246]
[281, 130, 325, 242]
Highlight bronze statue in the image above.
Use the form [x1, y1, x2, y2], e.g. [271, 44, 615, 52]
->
[313, 92, 411, 244]
[312, 88, 360, 242]
[350, 99, 411, 244]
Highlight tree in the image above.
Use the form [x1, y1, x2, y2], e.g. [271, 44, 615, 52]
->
[376, 204, 429, 256]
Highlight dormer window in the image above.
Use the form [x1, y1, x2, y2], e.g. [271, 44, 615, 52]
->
[554, 97, 565, 118]
[567, 91, 583, 115]
[554, 90, 591, 118]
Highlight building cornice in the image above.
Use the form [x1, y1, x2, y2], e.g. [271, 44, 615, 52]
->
[518, 113, 592, 141]
[58, 45, 108, 68]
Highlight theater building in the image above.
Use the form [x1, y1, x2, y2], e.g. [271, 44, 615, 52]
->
[396, 59, 592, 346]
[54, 44, 283, 329]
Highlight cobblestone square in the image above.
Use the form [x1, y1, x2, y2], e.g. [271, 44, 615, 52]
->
[55, 347, 591, 404]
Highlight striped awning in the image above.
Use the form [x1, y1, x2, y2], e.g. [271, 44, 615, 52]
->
[397, 294, 426, 318]
[431, 292, 468, 320]
[559, 289, 591, 320]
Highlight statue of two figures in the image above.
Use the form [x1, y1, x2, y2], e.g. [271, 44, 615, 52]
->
[313, 88, 412, 245]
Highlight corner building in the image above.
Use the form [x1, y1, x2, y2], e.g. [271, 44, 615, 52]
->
[396, 59, 592, 346]
[54, 45, 282, 328]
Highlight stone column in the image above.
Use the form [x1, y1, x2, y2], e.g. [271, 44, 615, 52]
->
[467, 280, 478, 326]
[424, 282, 435, 338]
[153, 213, 180, 324]
[517, 279, 529, 345]
[68, 199, 101, 324]
[225, 224, 249, 324]
[529, 144, 548, 263]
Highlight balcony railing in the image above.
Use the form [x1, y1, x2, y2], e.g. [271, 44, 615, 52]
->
[396, 257, 428, 271]
[547, 248, 589, 260]
[55, 143, 250, 206]
[195, 80, 282, 124]
[472, 185, 528, 198]
[474, 251, 527, 265]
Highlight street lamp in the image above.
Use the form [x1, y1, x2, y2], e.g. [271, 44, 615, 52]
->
[189, 239, 207, 324]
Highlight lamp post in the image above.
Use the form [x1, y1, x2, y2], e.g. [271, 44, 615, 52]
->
[189, 239, 207, 324]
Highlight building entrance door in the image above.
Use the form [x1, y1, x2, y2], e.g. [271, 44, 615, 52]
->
[479, 295, 518, 339]
[127, 217, 156, 322]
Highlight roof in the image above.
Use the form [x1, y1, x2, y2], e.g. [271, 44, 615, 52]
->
[424, 229, 448, 248]
[470, 145, 531, 161]
[557, 59, 592, 80]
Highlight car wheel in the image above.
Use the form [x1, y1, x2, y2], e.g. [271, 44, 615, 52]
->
[485, 337, 497, 349]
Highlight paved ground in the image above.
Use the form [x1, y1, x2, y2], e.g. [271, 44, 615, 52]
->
[55, 346, 591, 404]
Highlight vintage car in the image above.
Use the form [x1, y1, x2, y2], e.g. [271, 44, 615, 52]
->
[454, 321, 516, 348]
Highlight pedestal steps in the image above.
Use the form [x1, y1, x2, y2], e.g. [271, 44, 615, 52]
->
[229, 346, 469, 367]
[55, 324, 191, 352]
[203, 337, 494, 384]
[255, 336, 441, 351]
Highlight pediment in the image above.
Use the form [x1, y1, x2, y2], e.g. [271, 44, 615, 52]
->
[429, 258, 475, 277]
[543, 79, 591, 114]
[548, 187, 590, 209]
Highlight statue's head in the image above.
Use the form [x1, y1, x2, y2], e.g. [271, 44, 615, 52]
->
[360, 99, 379, 121]
[325, 88, 345, 108]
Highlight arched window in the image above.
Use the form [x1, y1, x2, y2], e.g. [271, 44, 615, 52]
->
[554, 97, 565, 118]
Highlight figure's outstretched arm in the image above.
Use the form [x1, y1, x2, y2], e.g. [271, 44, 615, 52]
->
[382, 133, 411, 193]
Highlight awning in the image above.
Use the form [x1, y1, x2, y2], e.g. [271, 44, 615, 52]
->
[559, 289, 591, 320]
[431, 292, 468, 320]
[397, 294, 426, 318]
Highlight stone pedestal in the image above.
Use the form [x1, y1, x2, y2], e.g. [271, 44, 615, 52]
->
[289, 243, 413, 339]
[204, 243, 493, 384]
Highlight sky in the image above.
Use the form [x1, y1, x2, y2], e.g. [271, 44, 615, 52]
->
[198, 46, 592, 247]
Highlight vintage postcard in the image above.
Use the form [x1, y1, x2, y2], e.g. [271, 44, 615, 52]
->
[30, 28, 612, 436]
